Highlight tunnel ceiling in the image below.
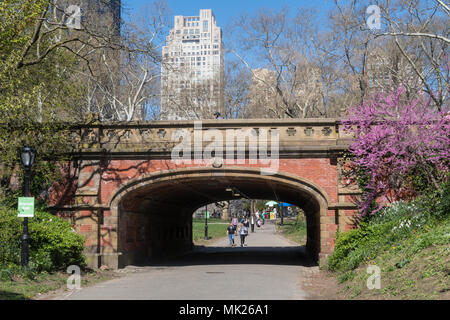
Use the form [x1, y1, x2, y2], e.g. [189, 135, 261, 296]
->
[120, 175, 320, 214]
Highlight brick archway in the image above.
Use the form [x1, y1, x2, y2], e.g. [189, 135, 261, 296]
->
[48, 119, 359, 269]
[106, 167, 332, 268]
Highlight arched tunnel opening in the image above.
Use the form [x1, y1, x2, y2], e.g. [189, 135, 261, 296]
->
[115, 170, 324, 269]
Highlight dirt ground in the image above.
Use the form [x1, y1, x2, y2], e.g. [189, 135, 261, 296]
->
[299, 267, 343, 300]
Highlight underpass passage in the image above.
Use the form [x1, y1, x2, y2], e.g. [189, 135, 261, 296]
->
[63, 222, 316, 300]
[117, 174, 322, 268]
[150, 220, 318, 268]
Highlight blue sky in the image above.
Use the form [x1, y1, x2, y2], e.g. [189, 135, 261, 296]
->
[122, 0, 333, 29]
[121, 0, 335, 69]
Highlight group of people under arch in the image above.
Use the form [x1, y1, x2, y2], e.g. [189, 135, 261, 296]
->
[226, 208, 276, 247]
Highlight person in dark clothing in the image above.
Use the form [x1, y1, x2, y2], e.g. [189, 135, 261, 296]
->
[250, 214, 255, 233]
[239, 218, 249, 247]
[231, 217, 238, 244]
[226, 223, 236, 246]
[244, 217, 250, 231]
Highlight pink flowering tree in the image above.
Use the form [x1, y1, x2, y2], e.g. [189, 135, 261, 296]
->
[342, 88, 450, 215]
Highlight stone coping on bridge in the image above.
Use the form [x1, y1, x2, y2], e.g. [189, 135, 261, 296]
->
[71, 117, 346, 127]
[67, 117, 352, 156]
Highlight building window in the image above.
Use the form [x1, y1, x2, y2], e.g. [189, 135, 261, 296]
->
[203, 20, 208, 32]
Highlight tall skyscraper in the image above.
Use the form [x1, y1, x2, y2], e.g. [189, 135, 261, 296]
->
[161, 9, 225, 120]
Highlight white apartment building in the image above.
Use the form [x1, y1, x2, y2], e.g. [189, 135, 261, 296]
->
[161, 9, 225, 120]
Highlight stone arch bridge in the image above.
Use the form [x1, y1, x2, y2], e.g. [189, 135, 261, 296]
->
[49, 118, 359, 269]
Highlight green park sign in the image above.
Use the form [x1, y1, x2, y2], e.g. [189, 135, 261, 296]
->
[18, 197, 35, 218]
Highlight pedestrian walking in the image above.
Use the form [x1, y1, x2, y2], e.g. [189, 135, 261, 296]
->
[231, 217, 238, 245]
[226, 223, 236, 246]
[238, 219, 249, 247]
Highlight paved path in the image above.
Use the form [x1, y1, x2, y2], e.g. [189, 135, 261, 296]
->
[57, 221, 317, 300]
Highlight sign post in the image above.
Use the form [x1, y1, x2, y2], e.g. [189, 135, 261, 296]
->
[18, 197, 35, 218]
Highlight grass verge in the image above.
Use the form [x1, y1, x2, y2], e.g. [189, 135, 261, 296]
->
[327, 196, 450, 300]
[0, 268, 119, 300]
[275, 217, 307, 245]
[192, 219, 229, 245]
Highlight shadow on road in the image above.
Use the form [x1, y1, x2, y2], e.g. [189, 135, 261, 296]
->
[134, 245, 317, 268]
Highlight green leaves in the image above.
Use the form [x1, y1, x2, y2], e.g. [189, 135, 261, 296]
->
[328, 190, 450, 273]
[0, 208, 86, 272]
[0, 1, 86, 202]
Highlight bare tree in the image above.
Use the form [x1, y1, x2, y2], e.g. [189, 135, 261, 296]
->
[223, 59, 251, 119]
[78, 1, 170, 121]
[373, 0, 449, 110]
[16, 0, 123, 71]
[228, 7, 342, 119]
[324, 0, 448, 112]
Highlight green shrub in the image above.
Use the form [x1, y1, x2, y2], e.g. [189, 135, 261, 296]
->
[328, 186, 450, 273]
[328, 227, 372, 271]
[0, 208, 86, 272]
[0, 208, 22, 267]
[29, 211, 86, 271]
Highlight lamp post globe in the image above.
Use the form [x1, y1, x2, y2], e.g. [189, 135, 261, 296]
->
[20, 146, 36, 169]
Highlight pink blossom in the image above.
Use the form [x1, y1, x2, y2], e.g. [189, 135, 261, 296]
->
[342, 87, 450, 215]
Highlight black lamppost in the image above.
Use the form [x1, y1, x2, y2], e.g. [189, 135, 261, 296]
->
[279, 203, 284, 226]
[20, 146, 36, 267]
[204, 204, 209, 240]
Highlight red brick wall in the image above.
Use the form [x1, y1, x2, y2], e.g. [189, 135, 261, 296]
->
[49, 157, 354, 268]
[100, 159, 338, 205]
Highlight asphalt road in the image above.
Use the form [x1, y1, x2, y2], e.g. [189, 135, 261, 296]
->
[57, 221, 318, 300]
